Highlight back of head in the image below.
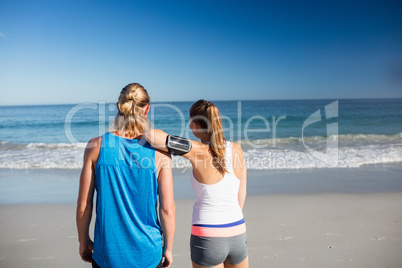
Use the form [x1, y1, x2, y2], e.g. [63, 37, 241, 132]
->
[112, 83, 150, 138]
[190, 100, 228, 174]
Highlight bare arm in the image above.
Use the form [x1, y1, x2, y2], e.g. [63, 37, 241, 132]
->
[232, 142, 247, 210]
[143, 129, 169, 152]
[238, 164, 247, 210]
[156, 150, 175, 268]
[144, 129, 203, 160]
[76, 137, 100, 263]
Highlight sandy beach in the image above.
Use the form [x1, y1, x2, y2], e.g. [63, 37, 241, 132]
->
[1, 0, 401, 266]
[1, 165, 402, 267]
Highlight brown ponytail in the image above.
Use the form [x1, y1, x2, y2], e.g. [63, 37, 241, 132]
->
[190, 100, 227, 174]
[111, 83, 150, 138]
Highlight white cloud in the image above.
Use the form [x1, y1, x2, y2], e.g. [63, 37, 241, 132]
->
[0, 32, 6, 38]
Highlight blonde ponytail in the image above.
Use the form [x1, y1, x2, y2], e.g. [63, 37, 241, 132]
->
[111, 83, 150, 138]
[190, 100, 227, 174]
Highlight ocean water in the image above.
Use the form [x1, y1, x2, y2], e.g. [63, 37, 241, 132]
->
[0, 99, 401, 170]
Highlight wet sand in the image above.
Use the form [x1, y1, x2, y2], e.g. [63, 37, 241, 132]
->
[1, 164, 402, 267]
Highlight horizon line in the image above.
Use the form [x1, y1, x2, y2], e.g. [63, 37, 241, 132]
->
[1, 97, 401, 107]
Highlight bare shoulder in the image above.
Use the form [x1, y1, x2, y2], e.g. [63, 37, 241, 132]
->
[230, 141, 246, 180]
[85, 136, 102, 159]
[230, 141, 244, 155]
[86, 136, 102, 150]
[189, 140, 209, 153]
[88, 136, 102, 147]
[230, 141, 241, 148]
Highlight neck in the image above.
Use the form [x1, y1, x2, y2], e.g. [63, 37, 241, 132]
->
[114, 130, 142, 139]
[200, 136, 209, 144]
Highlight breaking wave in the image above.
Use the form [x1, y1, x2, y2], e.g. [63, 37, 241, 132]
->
[1, 133, 401, 170]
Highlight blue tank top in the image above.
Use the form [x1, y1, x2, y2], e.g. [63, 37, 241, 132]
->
[92, 132, 162, 268]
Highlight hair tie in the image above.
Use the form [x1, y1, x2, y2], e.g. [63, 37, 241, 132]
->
[126, 98, 135, 115]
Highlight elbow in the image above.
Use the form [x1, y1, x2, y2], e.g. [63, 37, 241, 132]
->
[76, 201, 93, 216]
[161, 206, 175, 220]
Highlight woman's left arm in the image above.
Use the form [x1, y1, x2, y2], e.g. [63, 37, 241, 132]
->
[232, 142, 247, 210]
[76, 137, 100, 263]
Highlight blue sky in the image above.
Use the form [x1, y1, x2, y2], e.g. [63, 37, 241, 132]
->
[0, 0, 401, 105]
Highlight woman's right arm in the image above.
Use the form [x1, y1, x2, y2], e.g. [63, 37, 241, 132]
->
[76, 137, 100, 263]
[232, 142, 247, 210]
[156, 150, 175, 268]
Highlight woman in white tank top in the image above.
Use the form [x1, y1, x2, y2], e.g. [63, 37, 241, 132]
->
[145, 100, 249, 268]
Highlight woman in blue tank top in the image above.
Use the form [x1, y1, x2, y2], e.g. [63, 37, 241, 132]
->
[76, 83, 175, 268]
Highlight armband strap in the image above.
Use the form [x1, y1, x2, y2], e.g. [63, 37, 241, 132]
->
[165, 135, 192, 156]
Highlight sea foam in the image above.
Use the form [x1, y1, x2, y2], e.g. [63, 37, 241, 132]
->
[1, 133, 401, 170]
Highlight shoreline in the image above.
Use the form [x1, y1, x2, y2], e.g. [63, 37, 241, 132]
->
[1, 163, 401, 204]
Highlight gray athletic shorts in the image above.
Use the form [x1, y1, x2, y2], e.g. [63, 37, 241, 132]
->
[190, 233, 248, 267]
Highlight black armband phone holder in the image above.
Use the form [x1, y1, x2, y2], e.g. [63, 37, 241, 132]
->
[165, 135, 192, 156]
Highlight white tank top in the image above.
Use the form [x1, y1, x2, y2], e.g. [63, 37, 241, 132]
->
[191, 141, 244, 225]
